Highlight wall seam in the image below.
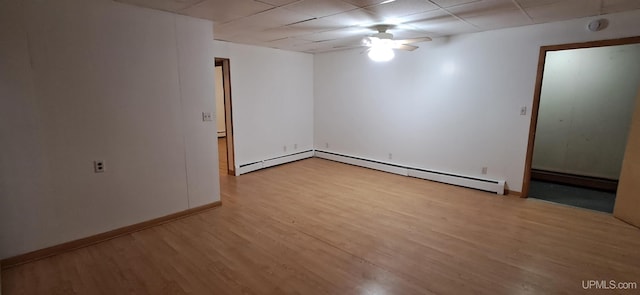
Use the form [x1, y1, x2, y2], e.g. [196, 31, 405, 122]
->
[173, 16, 191, 209]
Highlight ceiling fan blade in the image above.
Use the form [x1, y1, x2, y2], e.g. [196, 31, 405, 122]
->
[333, 44, 366, 49]
[394, 44, 419, 51]
[362, 37, 372, 47]
[363, 36, 380, 47]
[394, 37, 432, 44]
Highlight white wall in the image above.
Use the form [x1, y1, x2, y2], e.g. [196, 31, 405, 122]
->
[215, 66, 226, 135]
[314, 10, 640, 192]
[533, 44, 640, 179]
[0, 0, 219, 259]
[212, 41, 314, 168]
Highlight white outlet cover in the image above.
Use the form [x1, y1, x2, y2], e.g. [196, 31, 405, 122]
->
[202, 112, 213, 121]
[94, 160, 105, 173]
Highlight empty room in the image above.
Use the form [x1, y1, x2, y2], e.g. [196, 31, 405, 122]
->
[2, 0, 640, 294]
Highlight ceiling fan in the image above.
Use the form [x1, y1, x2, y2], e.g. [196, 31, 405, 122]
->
[362, 25, 432, 62]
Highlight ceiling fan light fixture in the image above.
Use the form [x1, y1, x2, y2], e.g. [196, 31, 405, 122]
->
[362, 23, 430, 61]
[368, 46, 395, 62]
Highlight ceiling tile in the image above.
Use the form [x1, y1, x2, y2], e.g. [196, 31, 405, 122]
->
[257, 0, 301, 6]
[223, 7, 315, 29]
[341, 0, 389, 8]
[430, 0, 482, 8]
[245, 26, 310, 42]
[523, 0, 602, 23]
[179, 0, 274, 23]
[306, 35, 367, 51]
[286, 15, 340, 31]
[265, 36, 314, 47]
[317, 8, 381, 27]
[602, 0, 640, 14]
[408, 9, 478, 35]
[300, 22, 435, 42]
[284, 0, 359, 18]
[515, 0, 564, 9]
[214, 34, 262, 45]
[365, 0, 439, 19]
[214, 9, 310, 40]
[371, 8, 446, 24]
[298, 26, 370, 41]
[291, 42, 332, 53]
[119, 0, 640, 53]
[447, 0, 517, 17]
[448, 0, 531, 29]
[464, 8, 531, 29]
[387, 25, 435, 39]
[214, 21, 260, 39]
[114, 0, 204, 12]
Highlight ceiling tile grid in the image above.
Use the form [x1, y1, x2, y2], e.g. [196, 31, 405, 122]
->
[522, 0, 603, 23]
[284, 0, 360, 18]
[364, 0, 440, 19]
[430, 0, 483, 8]
[342, 0, 391, 8]
[447, 0, 532, 29]
[178, 0, 275, 24]
[115, 0, 640, 53]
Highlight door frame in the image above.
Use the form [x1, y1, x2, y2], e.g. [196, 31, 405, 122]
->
[521, 36, 640, 198]
[215, 57, 236, 176]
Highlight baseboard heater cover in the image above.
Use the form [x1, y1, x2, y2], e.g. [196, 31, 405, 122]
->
[314, 150, 408, 176]
[314, 150, 505, 195]
[237, 150, 314, 175]
[407, 169, 505, 195]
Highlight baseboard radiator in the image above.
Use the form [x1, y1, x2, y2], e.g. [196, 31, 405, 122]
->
[315, 150, 505, 195]
[237, 150, 314, 175]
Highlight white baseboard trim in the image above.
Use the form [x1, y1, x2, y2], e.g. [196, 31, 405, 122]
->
[237, 162, 263, 175]
[237, 150, 314, 175]
[315, 151, 407, 176]
[314, 150, 505, 195]
[234, 149, 505, 195]
[408, 169, 505, 195]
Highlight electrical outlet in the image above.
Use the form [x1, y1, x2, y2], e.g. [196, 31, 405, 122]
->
[283, 145, 287, 152]
[520, 106, 527, 116]
[325, 142, 329, 148]
[481, 167, 488, 174]
[94, 160, 105, 173]
[294, 143, 298, 150]
[202, 112, 213, 121]
[388, 153, 393, 160]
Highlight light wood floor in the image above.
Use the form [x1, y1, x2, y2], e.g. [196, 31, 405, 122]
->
[3, 158, 640, 294]
[218, 137, 228, 176]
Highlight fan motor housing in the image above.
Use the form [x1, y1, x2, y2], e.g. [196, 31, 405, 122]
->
[372, 32, 394, 40]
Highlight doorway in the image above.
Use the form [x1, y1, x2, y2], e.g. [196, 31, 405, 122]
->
[215, 58, 235, 176]
[522, 36, 640, 212]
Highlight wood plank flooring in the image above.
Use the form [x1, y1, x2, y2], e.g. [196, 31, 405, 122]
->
[218, 137, 228, 176]
[2, 158, 640, 294]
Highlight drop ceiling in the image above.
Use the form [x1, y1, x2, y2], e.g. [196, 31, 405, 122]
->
[115, 0, 640, 53]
